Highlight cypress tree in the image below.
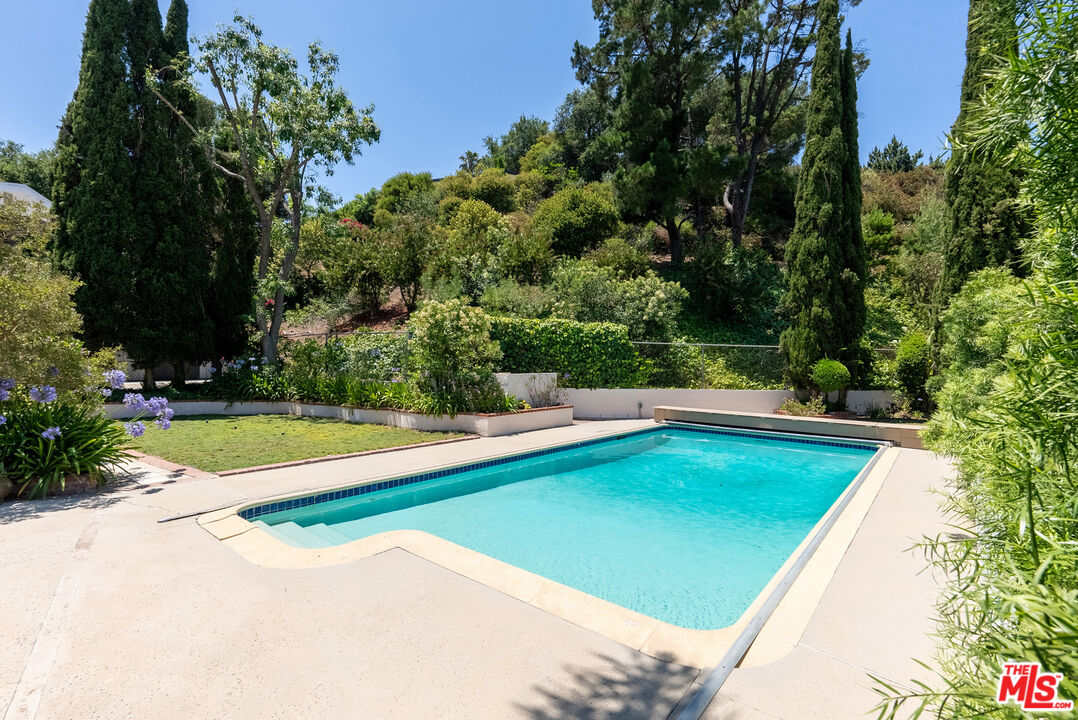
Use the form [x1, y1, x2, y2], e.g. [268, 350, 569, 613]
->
[939, 0, 1029, 297]
[128, 0, 215, 388]
[780, 0, 848, 388]
[837, 29, 868, 380]
[52, 0, 137, 351]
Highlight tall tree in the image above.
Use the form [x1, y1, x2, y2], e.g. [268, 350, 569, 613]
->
[837, 28, 867, 377]
[52, 0, 137, 352]
[153, 16, 379, 362]
[939, 0, 1029, 297]
[127, 0, 215, 388]
[866, 135, 923, 172]
[573, 0, 733, 265]
[482, 116, 549, 174]
[0, 140, 56, 196]
[714, 0, 822, 248]
[780, 0, 849, 388]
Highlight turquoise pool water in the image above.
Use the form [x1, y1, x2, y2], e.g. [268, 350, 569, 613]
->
[252, 427, 877, 629]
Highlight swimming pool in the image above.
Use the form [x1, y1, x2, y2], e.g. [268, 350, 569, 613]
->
[244, 425, 880, 630]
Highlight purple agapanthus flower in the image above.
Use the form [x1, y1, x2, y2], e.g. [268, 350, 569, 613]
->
[124, 421, 146, 438]
[122, 393, 147, 411]
[99, 387, 112, 398]
[29, 386, 57, 403]
[145, 396, 169, 415]
[154, 417, 171, 430]
[0, 415, 6, 426]
[0, 378, 14, 392]
[103, 369, 126, 389]
[41, 426, 61, 441]
[0, 389, 8, 402]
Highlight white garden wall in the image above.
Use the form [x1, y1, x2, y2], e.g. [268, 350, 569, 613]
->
[564, 388, 895, 419]
[104, 401, 573, 437]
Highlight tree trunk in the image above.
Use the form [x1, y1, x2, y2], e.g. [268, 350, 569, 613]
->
[725, 158, 759, 248]
[141, 365, 155, 393]
[171, 361, 187, 390]
[666, 217, 683, 265]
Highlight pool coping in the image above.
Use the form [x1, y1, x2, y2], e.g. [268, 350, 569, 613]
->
[197, 422, 897, 669]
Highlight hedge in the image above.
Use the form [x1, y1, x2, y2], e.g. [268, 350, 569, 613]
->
[490, 317, 648, 388]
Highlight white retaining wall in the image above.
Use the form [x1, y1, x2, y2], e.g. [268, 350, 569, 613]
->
[565, 388, 895, 419]
[495, 372, 559, 407]
[104, 401, 573, 437]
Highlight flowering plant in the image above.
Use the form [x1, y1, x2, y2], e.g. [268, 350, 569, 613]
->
[0, 374, 132, 498]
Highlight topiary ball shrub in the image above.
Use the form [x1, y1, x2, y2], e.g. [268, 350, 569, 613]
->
[811, 359, 851, 394]
[895, 331, 930, 406]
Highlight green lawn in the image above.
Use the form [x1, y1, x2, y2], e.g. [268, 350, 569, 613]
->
[124, 414, 463, 472]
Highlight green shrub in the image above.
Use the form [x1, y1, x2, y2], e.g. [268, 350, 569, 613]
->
[0, 198, 117, 389]
[686, 239, 782, 324]
[811, 359, 850, 394]
[497, 216, 555, 284]
[894, 331, 930, 403]
[583, 237, 652, 277]
[550, 260, 688, 341]
[531, 185, 619, 257]
[472, 168, 518, 213]
[0, 389, 131, 498]
[778, 396, 827, 416]
[408, 300, 505, 409]
[490, 317, 648, 388]
[480, 280, 556, 319]
[862, 207, 896, 261]
[432, 199, 508, 300]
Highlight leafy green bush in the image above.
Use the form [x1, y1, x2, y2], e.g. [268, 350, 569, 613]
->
[531, 185, 619, 257]
[686, 239, 782, 324]
[490, 317, 648, 388]
[778, 396, 826, 416]
[894, 331, 929, 403]
[0, 198, 117, 389]
[550, 260, 688, 341]
[472, 168, 518, 213]
[497, 215, 555, 284]
[862, 207, 896, 261]
[922, 268, 1027, 452]
[583, 237, 652, 277]
[432, 199, 508, 300]
[480, 280, 556, 319]
[408, 300, 506, 411]
[811, 359, 850, 394]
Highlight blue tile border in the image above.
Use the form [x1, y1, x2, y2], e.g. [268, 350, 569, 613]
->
[238, 424, 879, 521]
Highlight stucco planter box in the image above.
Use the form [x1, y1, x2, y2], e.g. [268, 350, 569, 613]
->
[104, 401, 573, 437]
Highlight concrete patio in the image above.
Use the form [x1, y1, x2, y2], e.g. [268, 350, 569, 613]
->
[0, 420, 950, 720]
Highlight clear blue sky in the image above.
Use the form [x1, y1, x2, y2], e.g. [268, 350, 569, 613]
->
[0, 0, 969, 202]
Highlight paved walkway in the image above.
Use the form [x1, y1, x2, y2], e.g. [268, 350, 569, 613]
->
[0, 421, 951, 719]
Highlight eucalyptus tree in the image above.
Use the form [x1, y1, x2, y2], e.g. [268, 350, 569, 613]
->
[153, 16, 379, 362]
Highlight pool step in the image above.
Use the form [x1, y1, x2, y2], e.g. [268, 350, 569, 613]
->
[306, 523, 354, 546]
[265, 521, 326, 548]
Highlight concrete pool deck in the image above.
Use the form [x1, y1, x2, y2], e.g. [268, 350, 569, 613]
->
[0, 419, 950, 719]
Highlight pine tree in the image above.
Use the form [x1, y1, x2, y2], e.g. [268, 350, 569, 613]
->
[939, 0, 1029, 297]
[837, 29, 868, 380]
[52, 0, 137, 351]
[780, 0, 848, 388]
